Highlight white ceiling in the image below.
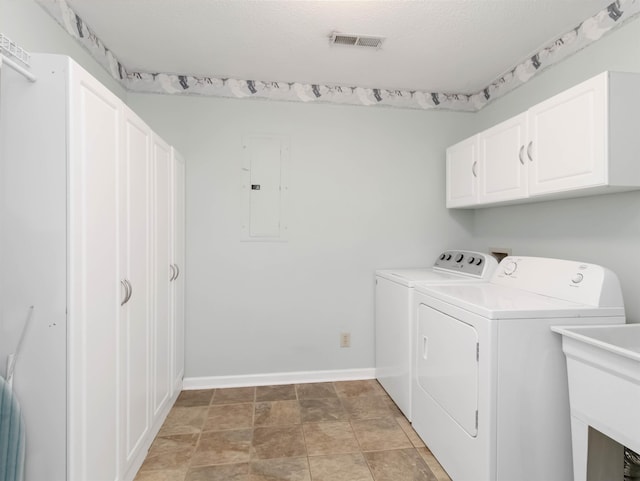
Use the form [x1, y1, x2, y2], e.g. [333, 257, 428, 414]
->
[64, 0, 613, 95]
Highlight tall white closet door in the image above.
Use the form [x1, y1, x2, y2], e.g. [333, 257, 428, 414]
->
[152, 134, 173, 417]
[172, 149, 186, 388]
[120, 107, 152, 477]
[68, 62, 121, 481]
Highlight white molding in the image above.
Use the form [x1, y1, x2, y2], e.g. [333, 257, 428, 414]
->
[183, 368, 376, 390]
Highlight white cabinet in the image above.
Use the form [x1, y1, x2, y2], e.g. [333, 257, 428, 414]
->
[0, 54, 184, 481]
[152, 134, 174, 419]
[446, 135, 479, 207]
[171, 148, 186, 391]
[119, 106, 152, 480]
[67, 56, 121, 481]
[447, 71, 640, 208]
[478, 113, 528, 204]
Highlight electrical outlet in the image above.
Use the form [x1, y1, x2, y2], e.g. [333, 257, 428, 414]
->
[340, 332, 351, 348]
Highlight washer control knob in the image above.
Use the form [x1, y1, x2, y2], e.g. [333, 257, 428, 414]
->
[571, 273, 584, 284]
[446, 254, 452, 261]
[439, 253, 446, 261]
[468, 256, 475, 264]
[476, 258, 483, 266]
[503, 261, 518, 276]
[455, 253, 464, 263]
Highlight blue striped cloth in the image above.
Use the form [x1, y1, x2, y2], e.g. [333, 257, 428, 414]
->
[0, 376, 24, 481]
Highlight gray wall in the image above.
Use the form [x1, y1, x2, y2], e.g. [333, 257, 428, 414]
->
[1, 0, 127, 99]
[468, 15, 640, 322]
[128, 93, 476, 377]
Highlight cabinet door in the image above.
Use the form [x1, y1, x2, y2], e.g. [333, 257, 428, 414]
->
[528, 73, 607, 196]
[152, 134, 173, 419]
[446, 135, 479, 207]
[478, 113, 528, 204]
[171, 148, 186, 391]
[68, 61, 121, 481]
[119, 106, 152, 477]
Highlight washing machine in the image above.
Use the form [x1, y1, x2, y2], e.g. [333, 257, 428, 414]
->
[411, 256, 626, 481]
[375, 250, 498, 420]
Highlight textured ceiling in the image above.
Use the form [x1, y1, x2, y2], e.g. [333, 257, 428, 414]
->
[64, 0, 613, 94]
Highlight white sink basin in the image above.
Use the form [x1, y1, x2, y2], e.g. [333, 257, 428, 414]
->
[552, 324, 640, 480]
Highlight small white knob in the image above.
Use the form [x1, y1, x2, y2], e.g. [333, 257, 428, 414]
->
[503, 261, 518, 276]
[571, 273, 584, 284]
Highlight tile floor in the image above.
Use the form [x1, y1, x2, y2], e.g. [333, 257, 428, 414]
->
[134, 379, 452, 481]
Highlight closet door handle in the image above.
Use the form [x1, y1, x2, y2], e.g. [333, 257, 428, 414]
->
[519, 145, 525, 165]
[170, 264, 176, 281]
[527, 141, 533, 162]
[121, 279, 132, 306]
[125, 280, 133, 304]
[174, 264, 180, 280]
[472, 161, 478, 178]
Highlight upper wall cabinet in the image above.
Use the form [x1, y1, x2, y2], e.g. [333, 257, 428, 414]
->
[446, 71, 640, 208]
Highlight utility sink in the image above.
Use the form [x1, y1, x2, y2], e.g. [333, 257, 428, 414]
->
[552, 324, 640, 481]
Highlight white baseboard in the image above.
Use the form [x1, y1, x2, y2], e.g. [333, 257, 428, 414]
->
[183, 367, 376, 390]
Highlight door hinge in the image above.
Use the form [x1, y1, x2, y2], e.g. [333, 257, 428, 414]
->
[475, 410, 479, 429]
[476, 342, 479, 362]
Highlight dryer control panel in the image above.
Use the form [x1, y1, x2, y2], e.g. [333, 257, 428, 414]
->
[433, 251, 498, 278]
[493, 256, 624, 307]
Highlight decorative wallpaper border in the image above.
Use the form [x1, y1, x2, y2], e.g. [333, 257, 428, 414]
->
[35, 0, 640, 111]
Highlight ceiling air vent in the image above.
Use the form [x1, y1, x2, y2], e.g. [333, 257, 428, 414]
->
[330, 32, 385, 49]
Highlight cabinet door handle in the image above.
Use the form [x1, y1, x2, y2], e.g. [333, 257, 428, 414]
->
[472, 161, 478, 178]
[169, 264, 176, 281]
[527, 141, 533, 162]
[174, 264, 180, 280]
[519, 145, 525, 165]
[422, 336, 429, 360]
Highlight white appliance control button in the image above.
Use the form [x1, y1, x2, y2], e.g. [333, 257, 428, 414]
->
[455, 253, 464, 263]
[571, 273, 584, 284]
[476, 258, 483, 266]
[503, 261, 518, 276]
[468, 256, 475, 264]
[439, 253, 446, 260]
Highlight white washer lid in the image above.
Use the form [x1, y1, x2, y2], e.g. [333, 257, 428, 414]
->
[416, 283, 625, 320]
[376, 268, 477, 287]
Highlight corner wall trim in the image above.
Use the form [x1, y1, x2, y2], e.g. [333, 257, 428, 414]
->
[182, 368, 376, 390]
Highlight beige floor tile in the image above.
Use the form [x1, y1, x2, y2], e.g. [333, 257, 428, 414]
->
[380, 395, 405, 419]
[134, 468, 187, 481]
[249, 457, 311, 481]
[416, 448, 452, 481]
[364, 448, 437, 481]
[204, 403, 254, 431]
[140, 434, 199, 472]
[351, 417, 412, 452]
[212, 387, 256, 404]
[191, 429, 252, 466]
[303, 421, 360, 456]
[254, 400, 301, 426]
[185, 463, 249, 481]
[251, 426, 307, 460]
[174, 389, 215, 407]
[396, 417, 426, 448]
[256, 384, 297, 402]
[334, 380, 385, 398]
[158, 406, 208, 436]
[342, 396, 393, 420]
[295, 382, 338, 399]
[308, 453, 373, 481]
[299, 398, 348, 423]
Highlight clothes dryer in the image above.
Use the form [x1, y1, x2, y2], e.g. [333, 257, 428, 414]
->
[375, 250, 497, 420]
[412, 256, 625, 481]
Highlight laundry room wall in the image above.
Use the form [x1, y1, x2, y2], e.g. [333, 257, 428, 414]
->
[468, 14, 640, 323]
[127, 92, 476, 379]
[0, 0, 127, 100]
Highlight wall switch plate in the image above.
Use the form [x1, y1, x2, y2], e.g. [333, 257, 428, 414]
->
[340, 332, 351, 348]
